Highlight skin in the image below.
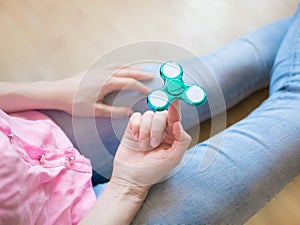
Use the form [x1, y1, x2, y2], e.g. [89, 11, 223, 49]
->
[80, 101, 191, 225]
[0, 64, 153, 117]
[0, 65, 191, 224]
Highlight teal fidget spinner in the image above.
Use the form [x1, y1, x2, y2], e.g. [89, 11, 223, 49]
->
[147, 61, 207, 111]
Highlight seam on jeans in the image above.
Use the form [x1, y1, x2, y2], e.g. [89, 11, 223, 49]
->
[222, 38, 269, 108]
[240, 38, 269, 76]
[286, 22, 300, 91]
[197, 142, 236, 164]
[228, 127, 271, 151]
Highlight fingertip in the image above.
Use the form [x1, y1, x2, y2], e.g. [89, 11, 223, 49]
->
[144, 86, 152, 94]
[129, 112, 142, 140]
[130, 67, 154, 78]
[127, 68, 154, 80]
[142, 72, 154, 79]
[150, 137, 160, 148]
[129, 111, 142, 122]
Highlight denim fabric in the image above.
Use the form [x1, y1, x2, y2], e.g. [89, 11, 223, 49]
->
[131, 7, 300, 225]
[43, 5, 300, 225]
[42, 17, 291, 185]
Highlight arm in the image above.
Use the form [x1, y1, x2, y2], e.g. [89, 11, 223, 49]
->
[0, 81, 62, 113]
[80, 182, 148, 225]
[79, 102, 191, 225]
[0, 64, 153, 117]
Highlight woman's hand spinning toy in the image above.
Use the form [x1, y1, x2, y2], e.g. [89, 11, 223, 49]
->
[147, 62, 207, 111]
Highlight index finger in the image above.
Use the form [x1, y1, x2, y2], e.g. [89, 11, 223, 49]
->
[168, 101, 181, 125]
[104, 77, 152, 95]
[114, 68, 154, 80]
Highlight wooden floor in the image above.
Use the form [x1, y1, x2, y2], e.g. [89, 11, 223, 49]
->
[0, 1, 299, 224]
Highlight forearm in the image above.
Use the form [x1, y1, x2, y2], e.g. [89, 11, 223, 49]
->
[79, 182, 148, 225]
[0, 81, 65, 113]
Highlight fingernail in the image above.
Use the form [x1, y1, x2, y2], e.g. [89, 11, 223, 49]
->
[150, 137, 159, 147]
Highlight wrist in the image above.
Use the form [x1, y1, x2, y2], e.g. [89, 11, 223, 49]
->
[80, 181, 149, 225]
[47, 79, 73, 112]
[33, 80, 61, 109]
[106, 180, 149, 203]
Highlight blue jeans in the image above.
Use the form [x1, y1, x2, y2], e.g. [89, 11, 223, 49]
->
[43, 5, 300, 225]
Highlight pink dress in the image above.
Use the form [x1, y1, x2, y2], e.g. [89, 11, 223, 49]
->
[0, 109, 96, 225]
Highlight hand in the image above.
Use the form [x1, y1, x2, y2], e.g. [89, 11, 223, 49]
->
[79, 102, 191, 225]
[111, 101, 191, 190]
[54, 64, 153, 117]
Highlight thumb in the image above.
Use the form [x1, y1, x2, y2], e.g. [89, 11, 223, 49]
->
[94, 103, 133, 118]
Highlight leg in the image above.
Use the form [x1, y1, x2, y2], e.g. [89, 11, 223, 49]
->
[132, 7, 300, 225]
[43, 17, 291, 185]
[138, 16, 291, 126]
[132, 94, 300, 225]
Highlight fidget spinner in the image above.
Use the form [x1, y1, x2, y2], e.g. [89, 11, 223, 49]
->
[147, 62, 207, 111]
